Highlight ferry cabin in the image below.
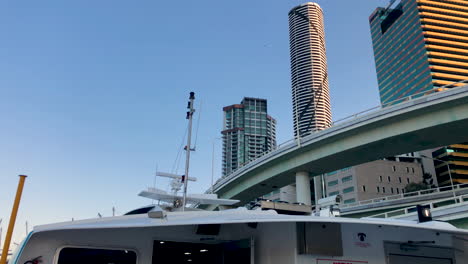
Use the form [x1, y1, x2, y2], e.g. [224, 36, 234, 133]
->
[10, 209, 468, 264]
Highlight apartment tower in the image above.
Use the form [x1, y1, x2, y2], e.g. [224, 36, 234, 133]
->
[221, 98, 277, 177]
[286, 2, 332, 205]
[369, 0, 468, 185]
[289, 2, 332, 138]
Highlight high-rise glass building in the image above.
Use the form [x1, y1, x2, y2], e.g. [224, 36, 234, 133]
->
[432, 144, 468, 185]
[221, 98, 276, 177]
[289, 2, 331, 138]
[369, 0, 468, 105]
[369, 0, 468, 185]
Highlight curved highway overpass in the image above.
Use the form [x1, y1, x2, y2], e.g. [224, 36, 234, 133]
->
[210, 86, 468, 206]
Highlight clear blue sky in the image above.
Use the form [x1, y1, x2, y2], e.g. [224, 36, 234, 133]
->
[0, 0, 389, 245]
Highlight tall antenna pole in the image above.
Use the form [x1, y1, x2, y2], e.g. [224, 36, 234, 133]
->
[182, 92, 195, 210]
[152, 164, 158, 205]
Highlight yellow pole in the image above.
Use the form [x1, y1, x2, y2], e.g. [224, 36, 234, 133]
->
[0, 175, 27, 264]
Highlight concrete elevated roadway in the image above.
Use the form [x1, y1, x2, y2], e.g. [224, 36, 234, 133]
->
[209, 86, 468, 207]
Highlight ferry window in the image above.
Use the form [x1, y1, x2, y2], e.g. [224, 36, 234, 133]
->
[57, 247, 137, 264]
[153, 240, 251, 264]
[297, 222, 343, 256]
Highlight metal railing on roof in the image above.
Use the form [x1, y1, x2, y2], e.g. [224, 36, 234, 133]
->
[211, 81, 468, 193]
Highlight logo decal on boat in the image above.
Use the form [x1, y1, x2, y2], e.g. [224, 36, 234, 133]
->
[354, 232, 371, 248]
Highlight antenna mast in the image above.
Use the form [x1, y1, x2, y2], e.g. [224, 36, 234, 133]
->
[182, 92, 196, 210]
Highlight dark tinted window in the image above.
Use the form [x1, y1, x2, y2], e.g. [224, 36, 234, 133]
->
[153, 240, 250, 264]
[58, 247, 137, 264]
[380, 4, 403, 34]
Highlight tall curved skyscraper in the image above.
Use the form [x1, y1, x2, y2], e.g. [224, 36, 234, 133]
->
[289, 2, 331, 138]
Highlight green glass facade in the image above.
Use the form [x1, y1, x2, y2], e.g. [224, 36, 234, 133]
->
[370, 0, 468, 105]
[370, 0, 433, 105]
[370, 0, 468, 185]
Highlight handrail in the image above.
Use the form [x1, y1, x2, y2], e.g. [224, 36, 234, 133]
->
[340, 183, 468, 209]
[211, 81, 468, 193]
[367, 193, 468, 219]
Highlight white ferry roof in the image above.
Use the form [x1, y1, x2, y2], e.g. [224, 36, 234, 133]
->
[33, 208, 467, 235]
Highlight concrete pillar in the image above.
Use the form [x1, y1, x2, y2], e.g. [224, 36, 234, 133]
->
[296, 171, 312, 205]
[314, 176, 323, 204]
[280, 185, 297, 203]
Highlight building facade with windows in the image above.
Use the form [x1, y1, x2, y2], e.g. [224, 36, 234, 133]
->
[288, 2, 332, 138]
[263, 158, 424, 204]
[325, 159, 423, 204]
[369, 0, 468, 186]
[221, 97, 277, 177]
[369, 0, 468, 106]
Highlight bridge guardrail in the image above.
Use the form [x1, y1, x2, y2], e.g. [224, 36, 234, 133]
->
[367, 193, 468, 219]
[212, 81, 468, 193]
[340, 183, 468, 209]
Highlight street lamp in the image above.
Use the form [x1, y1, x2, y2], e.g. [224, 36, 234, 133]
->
[211, 137, 222, 194]
[420, 154, 456, 198]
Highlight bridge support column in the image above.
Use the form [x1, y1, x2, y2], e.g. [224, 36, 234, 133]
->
[296, 171, 311, 205]
[314, 176, 323, 204]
